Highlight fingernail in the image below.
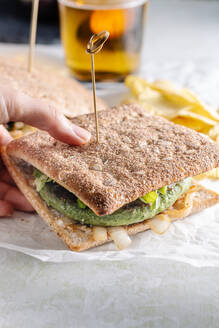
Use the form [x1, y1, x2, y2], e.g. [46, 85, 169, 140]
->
[73, 125, 91, 143]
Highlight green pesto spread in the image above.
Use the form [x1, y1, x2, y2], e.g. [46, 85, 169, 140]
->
[34, 170, 191, 227]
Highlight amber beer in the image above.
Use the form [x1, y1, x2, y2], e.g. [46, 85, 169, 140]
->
[58, 0, 148, 81]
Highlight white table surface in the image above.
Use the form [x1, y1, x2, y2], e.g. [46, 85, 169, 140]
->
[1, 1, 219, 327]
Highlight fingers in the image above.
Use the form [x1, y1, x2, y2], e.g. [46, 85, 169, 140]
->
[0, 181, 34, 213]
[0, 125, 13, 146]
[0, 181, 11, 199]
[0, 168, 15, 186]
[1, 88, 91, 145]
[0, 200, 14, 217]
[4, 187, 34, 212]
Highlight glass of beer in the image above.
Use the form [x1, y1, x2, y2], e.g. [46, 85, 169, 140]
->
[58, 0, 148, 81]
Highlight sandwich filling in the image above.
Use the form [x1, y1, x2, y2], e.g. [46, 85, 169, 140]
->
[34, 169, 192, 226]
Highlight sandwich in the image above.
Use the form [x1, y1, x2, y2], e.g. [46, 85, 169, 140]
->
[2, 104, 219, 251]
[0, 56, 107, 119]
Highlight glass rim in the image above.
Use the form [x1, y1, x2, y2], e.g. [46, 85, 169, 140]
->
[57, 0, 148, 10]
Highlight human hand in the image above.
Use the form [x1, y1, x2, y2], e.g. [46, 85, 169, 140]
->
[0, 86, 91, 216]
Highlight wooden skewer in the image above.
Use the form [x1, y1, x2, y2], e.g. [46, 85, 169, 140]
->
[90, 53, 99, 143]
[86, 31, 109, 143]
[28, 0, 40, 73]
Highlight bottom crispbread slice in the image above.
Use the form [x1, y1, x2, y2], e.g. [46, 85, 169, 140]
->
[2, 148, 219, 252]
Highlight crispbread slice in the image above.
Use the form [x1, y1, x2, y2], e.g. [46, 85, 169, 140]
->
[0, 56, 107, 118]
[2, 148, 219, 251]
[5, 104, 219, 216]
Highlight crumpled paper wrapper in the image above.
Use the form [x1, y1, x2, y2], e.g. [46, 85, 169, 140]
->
[0, 180, 218, 266]
[1, 59, 219, 266]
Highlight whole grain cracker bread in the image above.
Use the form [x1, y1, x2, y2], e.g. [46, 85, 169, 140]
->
[0, 56, 107, 118]
[5, 104, 219, 216]
[2, 148, 219, 251]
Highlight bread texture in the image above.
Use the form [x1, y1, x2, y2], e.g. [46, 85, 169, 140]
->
[2, 148, 219, 251]
[0, 56, 107, 118]
[5, 104, 219, 215]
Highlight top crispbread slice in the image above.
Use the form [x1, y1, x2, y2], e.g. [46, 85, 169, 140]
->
[6, 104, 219, 216]
[0, 56, 107, 118]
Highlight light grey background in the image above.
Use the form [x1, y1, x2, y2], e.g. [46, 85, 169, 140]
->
[145, 0, 219, 60]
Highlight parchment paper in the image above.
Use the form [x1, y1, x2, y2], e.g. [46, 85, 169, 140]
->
[1, 58, 219, 266]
